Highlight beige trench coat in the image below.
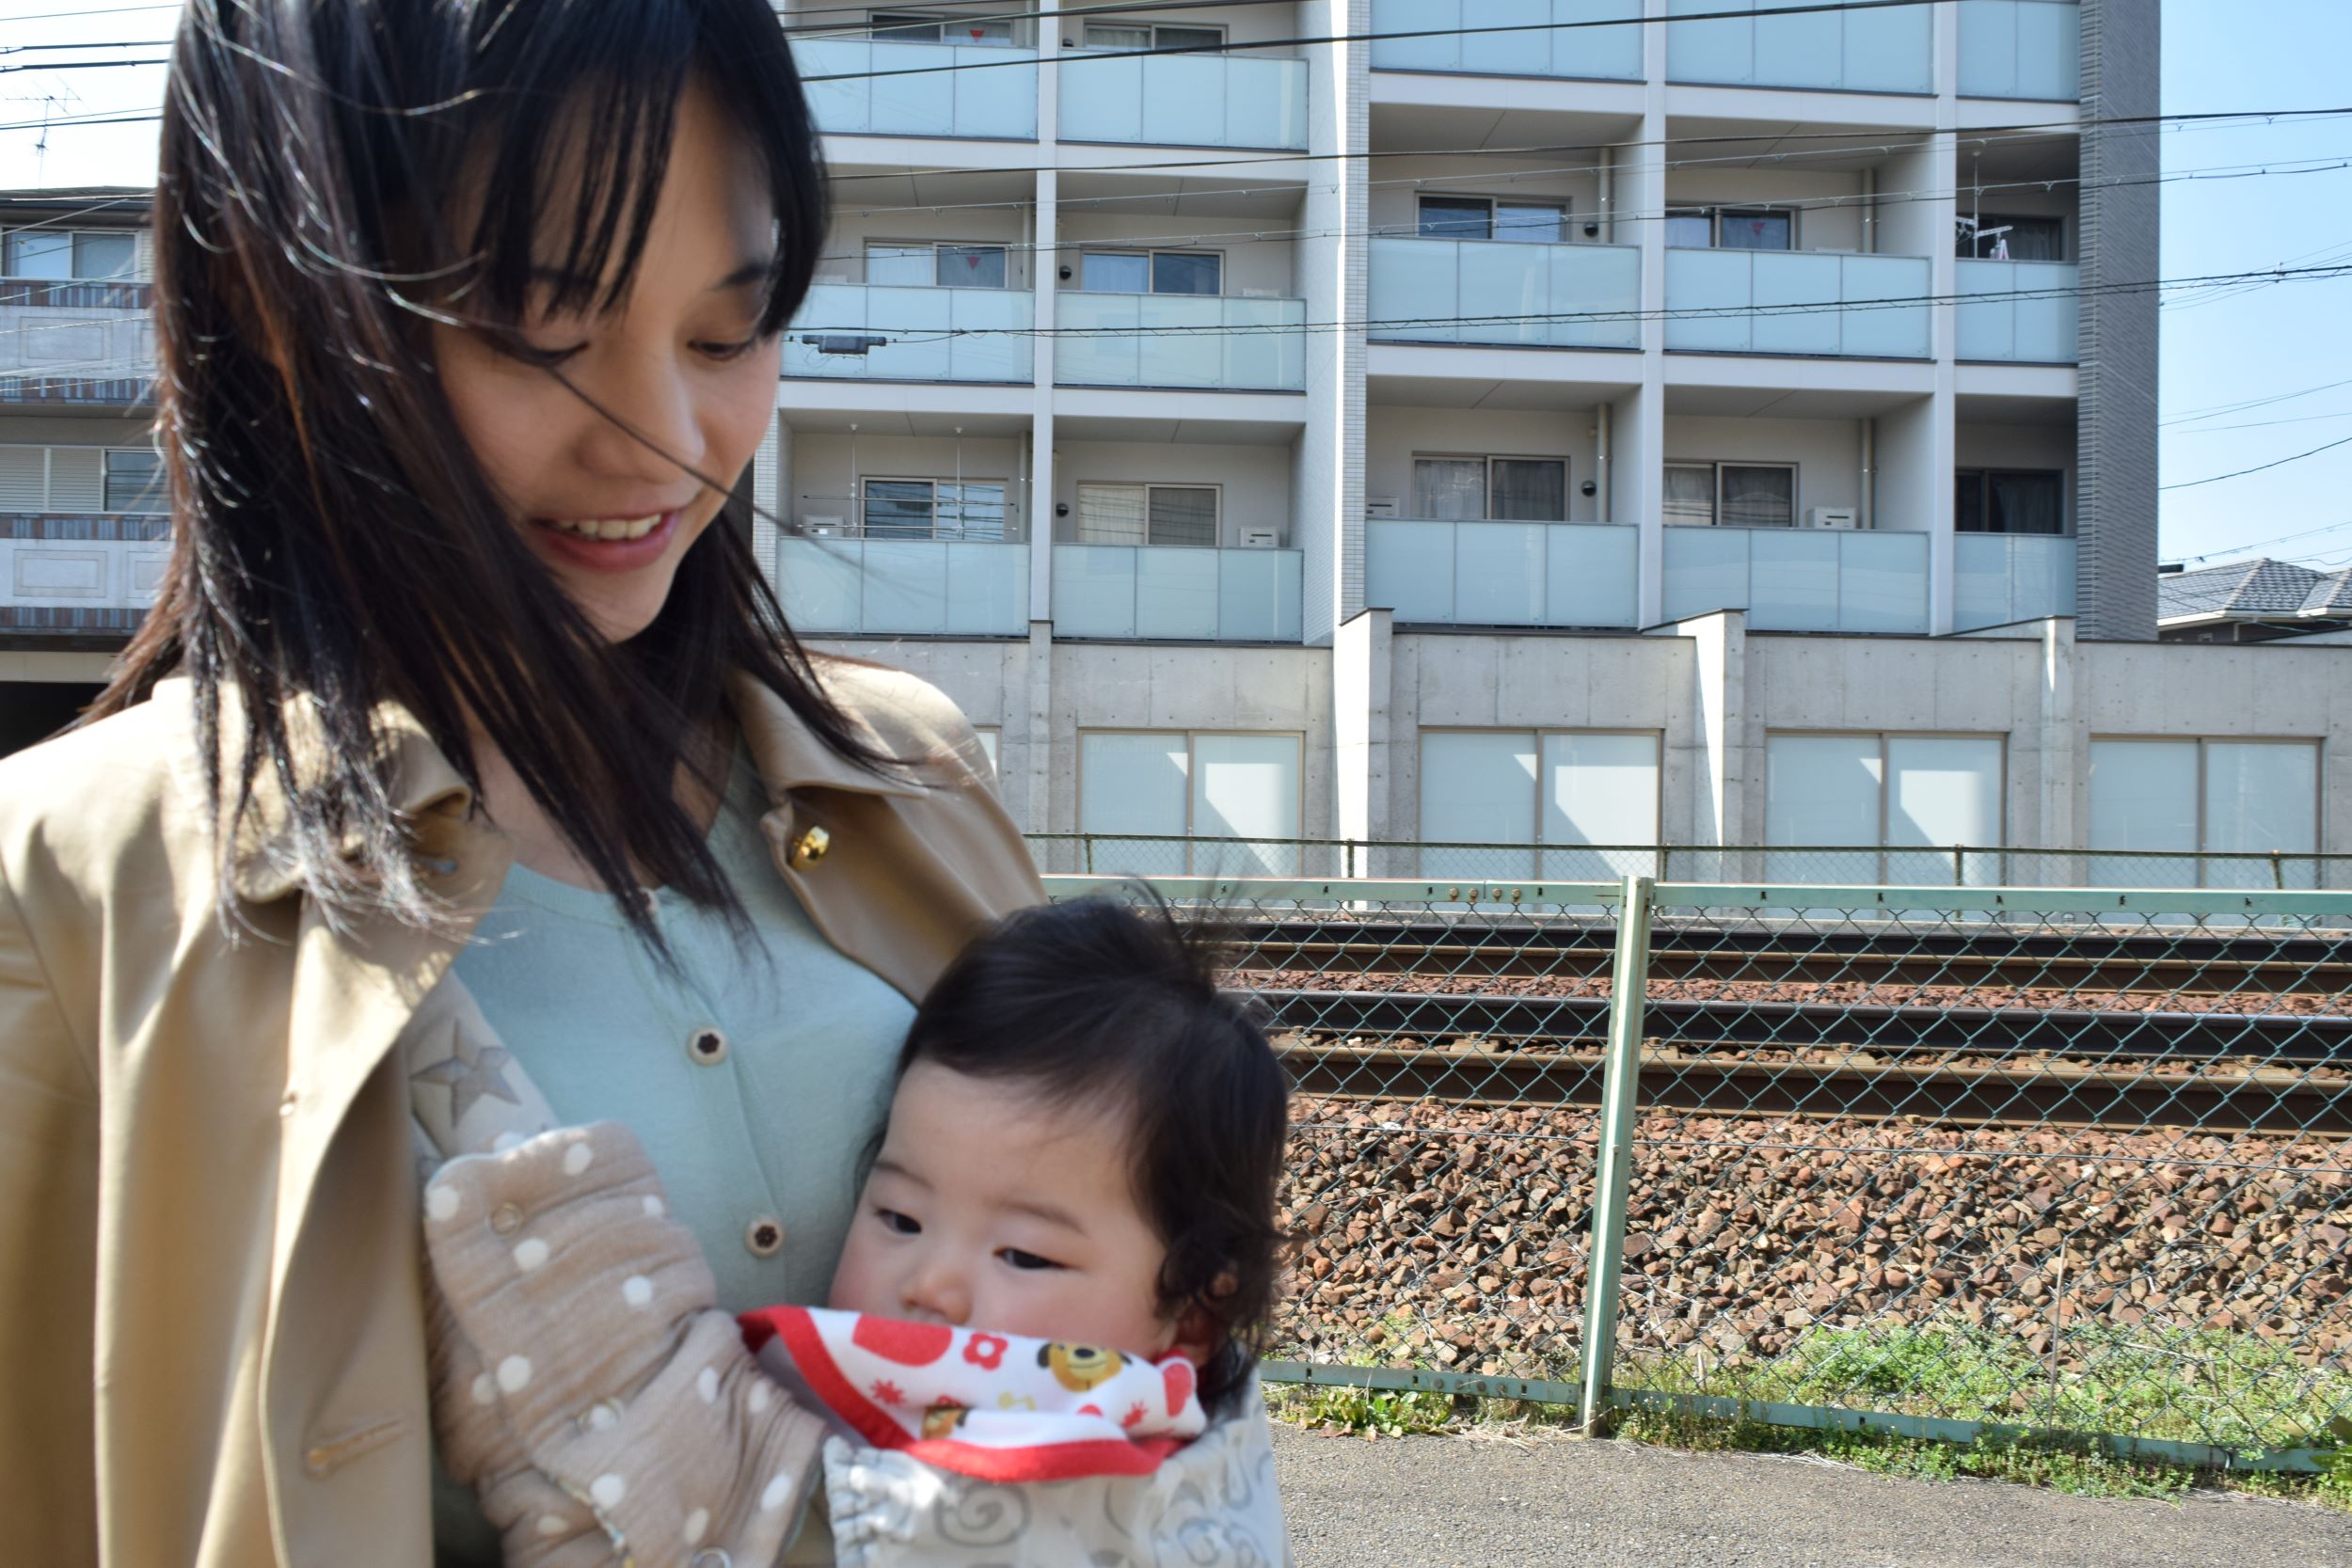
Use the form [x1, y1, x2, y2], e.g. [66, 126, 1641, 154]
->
[0, 658, 1044, 1565]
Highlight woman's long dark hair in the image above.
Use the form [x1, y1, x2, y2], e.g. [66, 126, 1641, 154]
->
[91, 0, 899, 944]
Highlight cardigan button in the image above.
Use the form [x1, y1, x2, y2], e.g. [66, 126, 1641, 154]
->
[745, 1216, 786, 1259]
[491, 1203, 523, 1236]
[787, 824, 831, 870]
[687, 1027, 729, 1067]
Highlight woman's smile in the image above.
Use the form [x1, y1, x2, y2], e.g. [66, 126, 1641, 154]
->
[526, 508, 686, 575]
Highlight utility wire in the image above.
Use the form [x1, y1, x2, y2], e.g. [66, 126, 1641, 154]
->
[2160, 434, 2352, 493]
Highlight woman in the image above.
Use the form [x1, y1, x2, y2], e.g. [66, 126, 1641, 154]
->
[0, 0, 1047, 1561]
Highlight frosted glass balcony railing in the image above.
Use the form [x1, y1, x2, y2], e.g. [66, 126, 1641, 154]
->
[1369, 0, 1642, 80]
[776, 538, 1029, 636]
[1956, 260, 2078, 362]
[1954, 533, 2077, 630]
[1058, 50, 1307, 150]
[1666, 0, 1931, 93]
[1364, 519, 1638, 627]
[784, 284, 1032, 383]
[1662, 525, 1929, 633]
[1052, 545, 1304, 641]
[792, 38, 1038, 139]
[1368, 237, 1640, 350]
[1957, 1, 2080, 100]
[1054, 293, 1306, 390]
[1665, 249, 1931, 358]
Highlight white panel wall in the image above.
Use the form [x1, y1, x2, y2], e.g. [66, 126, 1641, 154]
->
[1661, 166, 1871, 254]
[1660, 414, 1866, 522]
[1054, 211, 1300, 298]
[816, 208, 1034, 289]
[1364, 157, 1602, 238]
[1364, 406, 1604, 522]
[784, 433, 1029, 532]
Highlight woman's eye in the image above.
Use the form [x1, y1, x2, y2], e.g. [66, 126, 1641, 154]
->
[695, 336, 762, 363]
[878, 1208, 921, 1236]
[500, 337, 588, 369]
[998, 1247, 1063, 1272]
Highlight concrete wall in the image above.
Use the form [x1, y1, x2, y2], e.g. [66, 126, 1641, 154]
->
[1661, 166, 1870, 255]
[1364, 156, 1602, 238]
[1050, 440, 1295, 545]
[1661, 414, 1870, 526]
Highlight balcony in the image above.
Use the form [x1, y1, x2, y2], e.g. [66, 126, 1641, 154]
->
[1054, 293, 1306, 391]
[775, 537, 1030, 636]
[1052, 545, 1303, 641]
[1666, 0, 1931, 93]
[1957, 0, 2080, 100]
[1956, 260, 2078, 363]
[792, 37, 1038, 139]
[1369, 0, 1642, 81]
[1365, 519, 1638, 627]
[0, 513, 168, 635]
[0, 278, 150, 309]
[1662, 525, 1929, 633]
[1665, 249, 1931, 358]
[1057, 49, 1308, 150]
[1954, 533, 2076, 630]
[1369, 237, 1640, 350]
[783, 283, 1032, 383]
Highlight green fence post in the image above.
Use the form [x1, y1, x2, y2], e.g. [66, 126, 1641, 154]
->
[1579, 873, 1654, 1434]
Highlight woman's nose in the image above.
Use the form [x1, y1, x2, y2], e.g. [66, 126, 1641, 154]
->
[577, 352, 705, 487]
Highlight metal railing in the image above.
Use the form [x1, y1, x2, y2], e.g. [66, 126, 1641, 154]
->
[1024, 834, 2352, 892]
[1044, 871, 2352, 1470]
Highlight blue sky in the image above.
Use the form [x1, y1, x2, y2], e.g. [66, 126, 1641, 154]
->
[2, 0, 2345, 572]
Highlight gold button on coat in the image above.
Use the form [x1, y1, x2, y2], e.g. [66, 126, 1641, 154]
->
[745, 1216, 786, 1258]
[490, 1203, 523, 1236]
[687, 1026, 729, 1067]
[787, 824, 831, 870]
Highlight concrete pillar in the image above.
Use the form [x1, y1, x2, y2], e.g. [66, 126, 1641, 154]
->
[1295, 0, 1368, 645]
[1028, 167, 1057, 623]
[2034, 615, 2083, 879]
[1332, 606, 1391, 874]
[1661, 609, 1749, 875]
[1630, 11, 1670, 626]
[1022, 620, 1055, 852]
[2076, 0, 2161, 641]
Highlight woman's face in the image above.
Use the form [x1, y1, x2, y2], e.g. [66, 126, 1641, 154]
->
[435, 83, 783, 641]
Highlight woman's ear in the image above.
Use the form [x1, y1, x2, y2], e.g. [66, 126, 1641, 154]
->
[1167, 1271, 1240, 1366]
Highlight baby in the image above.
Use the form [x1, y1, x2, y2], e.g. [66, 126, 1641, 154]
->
[422, 895, 1294, 1566]
[741, 895, 1290, 1479]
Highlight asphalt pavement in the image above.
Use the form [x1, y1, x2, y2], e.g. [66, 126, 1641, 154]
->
[1272, 1425, 2352, 1567]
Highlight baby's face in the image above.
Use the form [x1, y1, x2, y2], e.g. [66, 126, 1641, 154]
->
[829, 1061, 1182, 1359]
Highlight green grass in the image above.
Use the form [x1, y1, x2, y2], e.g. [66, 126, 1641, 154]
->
[1264, 1314, 2352, 1511]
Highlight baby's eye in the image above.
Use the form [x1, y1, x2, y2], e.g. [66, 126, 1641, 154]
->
[997, 1247, 1065, 1272]
[876, 1207, 921, 1236]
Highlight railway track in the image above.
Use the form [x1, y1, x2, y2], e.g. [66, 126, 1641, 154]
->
[1251, 987, 2352, 1137]
[1229, 918, 2352, 996]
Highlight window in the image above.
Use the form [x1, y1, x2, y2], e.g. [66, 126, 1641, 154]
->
[1415, 196, 1569, 245]
[1665, 207, 1794, 250]
[103, 449, 165, 515]
[2090, 738, 2320, 889]
[1078, 730, 1301, 876]
[1079, 249, 1221, 295]
[1766, 733, 2006, 883]
[972, 727, 1000, 778]
[1957, 214, 2065, 261]
[1956, 469, 2066, 535]
[857, 477, 1009, 540]
[868, 12, 1015, 43]
[1083, 22, 1223, 50]
[1664, 462, 1797, 529]
[1074, 483, 1218, 546]
[1419, 731, 1660, 881]
[3, 229, 135, 280]
[1410, 456, 1566, 522]
[865, 241, 1008, 289]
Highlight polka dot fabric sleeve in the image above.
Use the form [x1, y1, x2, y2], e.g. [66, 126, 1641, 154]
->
[424, 1121, 826, 1566]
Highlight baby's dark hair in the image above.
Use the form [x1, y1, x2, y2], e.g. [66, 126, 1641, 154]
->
[900, 893, 1290, 1415]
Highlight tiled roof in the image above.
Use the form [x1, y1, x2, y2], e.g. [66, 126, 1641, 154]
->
[2298, 568, 2352, 616]
[2159, 558, 2338, 620]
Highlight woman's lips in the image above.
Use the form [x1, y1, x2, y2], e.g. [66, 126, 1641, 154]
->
[526, 509, 683, 574]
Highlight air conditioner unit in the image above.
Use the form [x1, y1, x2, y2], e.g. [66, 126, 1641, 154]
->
[803, 516, 845, 538]
[1807, 507, 1860, 531]
[1237, 528, 1281, 548]
[1366, 497, 1401, 518]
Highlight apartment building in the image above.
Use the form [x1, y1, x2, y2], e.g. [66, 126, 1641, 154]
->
[5, 3, 2341, 882]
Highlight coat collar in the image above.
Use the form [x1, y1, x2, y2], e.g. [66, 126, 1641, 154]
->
[205, 668, 929, 904]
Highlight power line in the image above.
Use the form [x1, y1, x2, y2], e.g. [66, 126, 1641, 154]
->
[2164, 372, 2352, 426]
[2170, 520, 2352, 564]
[2160, 434, 2352, 493]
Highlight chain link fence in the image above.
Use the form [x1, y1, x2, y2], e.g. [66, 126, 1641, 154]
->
[1025, 834, 2352, 892]
[1044, 872, 2352, 1469]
